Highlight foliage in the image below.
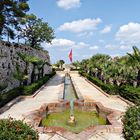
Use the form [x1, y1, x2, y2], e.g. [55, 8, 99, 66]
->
[119, 86, 140, 104]
[0, 72, 56, 107]
[0, 117, 38, 140]
[122, 105, 140, 140]
[13, 65, 28, 86]
[0, 84, 7, 92]
[72, 61, 81, 69]
[0, 0, 29, 39]
[127, 46, 140, 86]
[77, 47, 140, 88]
[54, 60, 65, 69]
[19, 14, 55, 48]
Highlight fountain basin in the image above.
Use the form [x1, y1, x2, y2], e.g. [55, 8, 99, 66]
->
[22, 100, 122, 136]
[41, 109, 106, 133]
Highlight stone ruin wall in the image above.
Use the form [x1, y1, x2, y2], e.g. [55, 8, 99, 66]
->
[0, 41, 52, 91]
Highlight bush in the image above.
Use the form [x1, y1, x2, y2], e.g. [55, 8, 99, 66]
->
[119, 86, 140, 105]
[0, 87, 22, 107]
[0, 118, 38, 140]
[0, 84, 7, 92]
[122, 106, 140, 140]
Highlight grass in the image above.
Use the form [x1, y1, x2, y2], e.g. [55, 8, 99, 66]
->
[41, 110, 106, 133]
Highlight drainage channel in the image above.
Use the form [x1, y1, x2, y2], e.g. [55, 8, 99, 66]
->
[63, 73, 78, 101]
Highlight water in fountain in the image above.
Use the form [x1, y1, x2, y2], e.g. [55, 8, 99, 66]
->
[64, 73, 77, 125]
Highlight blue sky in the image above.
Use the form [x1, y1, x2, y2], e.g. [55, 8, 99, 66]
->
[28, 0, 140, 64]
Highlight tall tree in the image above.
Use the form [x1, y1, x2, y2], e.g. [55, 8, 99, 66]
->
[0, 0, 29, 40]
[20, 14, 55, 48]
[59, 60, 65, 69]
[127, 46, 140, 86]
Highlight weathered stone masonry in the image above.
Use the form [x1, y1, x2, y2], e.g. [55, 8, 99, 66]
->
[0, 41, 52, 90]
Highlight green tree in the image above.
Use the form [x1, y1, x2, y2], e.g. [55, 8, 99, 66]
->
[127, 46, 140, 86]
[37, 60, 51, 79]
[0, 0, 29, 40]
[20, 14, 55, 48]
[59, 60, 65, 69]
[13, 65, 28, 86]
[72, 61, 80, 69]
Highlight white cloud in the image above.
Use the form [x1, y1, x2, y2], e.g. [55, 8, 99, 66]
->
[51, 38, 75, 47]
[100, 25, 112, 34]
[77, 31, 94, 37]
[116, 22, 140, 44]
[58, 18, 102, 33]
[105, 44, 131, 50]
[89, 45, 99, 50]
[120, 45, 131, 50]
[105, 44, 117, 50]
[73, 42, 89, 49]
[42, 38, 91, 50]
[57, 0, 81, 10]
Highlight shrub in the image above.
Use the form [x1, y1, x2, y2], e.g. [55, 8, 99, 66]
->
[0, 84, 7, 92]
[122, 106, 140, 140]
[0, 118, 38, 140]
[0, 87, 22, 107]
[119, 86, 140, 105]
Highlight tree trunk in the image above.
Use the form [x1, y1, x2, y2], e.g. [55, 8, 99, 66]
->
[41, 66, 44, 78]
[23, 62, 28, 85]
[31, 64, 35, 83]
[137, 69, 140, 86]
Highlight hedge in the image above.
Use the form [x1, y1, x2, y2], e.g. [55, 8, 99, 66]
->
[119, 86, 140, 105]
[122, 105, 140, 140]
[0, 72, 56, 107]
[0, 118, 38, 140]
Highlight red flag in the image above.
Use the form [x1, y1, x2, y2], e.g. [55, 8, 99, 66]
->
[68, 49, 72, 62]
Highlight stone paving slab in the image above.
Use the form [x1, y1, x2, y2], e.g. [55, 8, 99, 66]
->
[0, 72, 64, 120]
[49, 134, 67, 140]
[88, 132, 124, 140]
[39, 133, 53, 140]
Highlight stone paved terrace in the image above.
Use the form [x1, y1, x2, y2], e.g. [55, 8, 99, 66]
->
[0, 72, 65, 120]
[0, 71, 128, 140]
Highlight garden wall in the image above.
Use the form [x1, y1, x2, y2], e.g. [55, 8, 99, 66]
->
[0, 41, 52, 90]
